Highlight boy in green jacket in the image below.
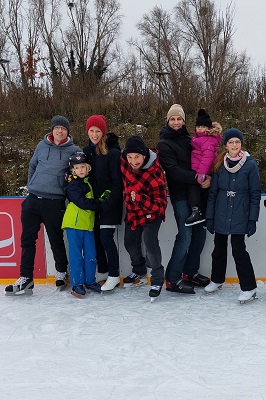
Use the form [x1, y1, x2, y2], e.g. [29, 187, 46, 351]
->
[62, 152, 109, 298]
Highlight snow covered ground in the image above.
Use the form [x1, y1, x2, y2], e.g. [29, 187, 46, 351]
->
[1, 282, 266, 400]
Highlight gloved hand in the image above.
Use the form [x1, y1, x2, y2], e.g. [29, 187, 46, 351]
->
[247, 221, 256, 237]
[206, 219, 214, 234]
[99, 189, 111, 203]
[196, 174, 206, 184]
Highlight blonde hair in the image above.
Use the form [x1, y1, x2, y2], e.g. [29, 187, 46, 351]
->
[95, 136, 108, 155]
[71, 163, 92, 176]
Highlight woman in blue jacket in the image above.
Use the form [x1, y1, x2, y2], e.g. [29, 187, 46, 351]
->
[205, 128, 261, 303]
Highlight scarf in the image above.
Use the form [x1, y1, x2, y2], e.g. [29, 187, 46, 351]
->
[223, 150, 248, 173]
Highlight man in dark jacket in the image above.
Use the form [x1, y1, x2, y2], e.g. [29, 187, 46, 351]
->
[157, 104, 210, 294]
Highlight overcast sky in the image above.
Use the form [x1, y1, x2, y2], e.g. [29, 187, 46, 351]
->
[118, 0, 266, 68]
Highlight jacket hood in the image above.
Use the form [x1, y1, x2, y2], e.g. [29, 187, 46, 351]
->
[106, 132, 121, 151]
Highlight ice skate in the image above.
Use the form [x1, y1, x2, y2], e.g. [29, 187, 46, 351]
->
[71, 285, 86, 299]
[166, 279, 195, 294]
[204, 281, 223, 293]
[101, 276, 120, 292]
[238, 289, 257, 304]
[85, 282, 102, 293]
[56, 271, 68, 291]
[185, 207, 205, 226]
[5, 277, 34, 296]
[149, 285, 162, 302]
[183, 273, 210, 287]
[123, 273, 147, 288]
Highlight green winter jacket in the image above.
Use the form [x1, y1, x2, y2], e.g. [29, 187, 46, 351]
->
[62, 178, 95, 231]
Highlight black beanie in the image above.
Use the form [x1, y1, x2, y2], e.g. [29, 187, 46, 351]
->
[51, 115, 70, 133]
[196, 109, 213, 128]
[123, 135, 148, 156]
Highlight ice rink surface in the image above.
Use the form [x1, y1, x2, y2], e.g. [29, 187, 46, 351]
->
[1, 282, 266, 400]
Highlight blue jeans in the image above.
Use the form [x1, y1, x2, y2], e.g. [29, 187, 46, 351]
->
[124, 217, 164, 286]
[165, 200, 206, 283]
[66, 228, 97, 286]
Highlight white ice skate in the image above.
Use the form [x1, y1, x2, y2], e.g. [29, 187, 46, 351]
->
[101, 276, 120, 292]
[238, 289, 257, 304]
[204, 281, 223, 293]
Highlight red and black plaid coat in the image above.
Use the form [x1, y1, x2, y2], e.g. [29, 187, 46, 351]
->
[121, 151, 167, 230]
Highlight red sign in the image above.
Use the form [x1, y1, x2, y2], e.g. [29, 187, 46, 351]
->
[0, 197, 46, 278]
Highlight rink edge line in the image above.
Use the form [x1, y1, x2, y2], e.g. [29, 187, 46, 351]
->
[1, 277, 266, 285]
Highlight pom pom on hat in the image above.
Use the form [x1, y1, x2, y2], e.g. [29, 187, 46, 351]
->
[223, 128, 244, 145]
[196, 109, 213, 128]
[86, 115, 106, 135]
[123, 135, 148, 156]
[51, 115, 70, 133]
[167, 104, 185, 122]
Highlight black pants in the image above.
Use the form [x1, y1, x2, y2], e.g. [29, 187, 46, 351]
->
[20, 194, 68, 278]
[124, 217, 164, 286]
[211, 233, 256, 291]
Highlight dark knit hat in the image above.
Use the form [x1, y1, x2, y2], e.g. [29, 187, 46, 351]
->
[123, 135, 148, 156]
[196, 109, 213, 128]
[167, 104, 185, 122]
[69, 151, 87, 167]
[86, 115, 106, 135]
[51, 115, 70, 133]
[223, 128, 243, 145]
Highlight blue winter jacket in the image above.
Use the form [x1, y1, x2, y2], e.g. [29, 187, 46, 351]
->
[206, 154, 261, 235]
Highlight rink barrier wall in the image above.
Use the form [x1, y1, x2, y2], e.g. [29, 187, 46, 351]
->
[0, 195, 266, 284]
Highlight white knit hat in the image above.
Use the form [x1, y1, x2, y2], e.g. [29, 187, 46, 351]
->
[167, 104, 185, 122]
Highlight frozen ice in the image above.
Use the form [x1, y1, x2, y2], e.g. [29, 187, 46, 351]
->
[1, 282, 266, 400]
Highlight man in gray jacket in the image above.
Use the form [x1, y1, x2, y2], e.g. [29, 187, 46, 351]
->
[5, 116, 81, 295]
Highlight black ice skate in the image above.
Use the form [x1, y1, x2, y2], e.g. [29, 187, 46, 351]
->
[123, 273, 147, 288]
[149, 285, 162, 303]
[56, 272, 68, 291]
[5, 277, 34, 296]
[185, 207, 205, 226]
[166, 279, 195, 294]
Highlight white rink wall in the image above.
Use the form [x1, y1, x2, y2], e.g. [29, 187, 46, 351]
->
[45, 195, 266, 279]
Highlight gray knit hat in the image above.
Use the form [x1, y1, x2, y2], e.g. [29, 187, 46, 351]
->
[167, 104, 185, 122]
[51, 115, 70, 133]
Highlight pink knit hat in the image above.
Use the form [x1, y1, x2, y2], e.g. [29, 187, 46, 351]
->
[86, 115, 106, 135]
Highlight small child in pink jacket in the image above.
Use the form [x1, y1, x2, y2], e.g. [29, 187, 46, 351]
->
[185, 109, 222, 226]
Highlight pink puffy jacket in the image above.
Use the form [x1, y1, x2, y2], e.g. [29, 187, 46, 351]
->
[191, 130, 222, 175]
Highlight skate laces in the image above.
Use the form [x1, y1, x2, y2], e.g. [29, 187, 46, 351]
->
[13, 277, 28, 287]
[128, 273, 138, 279]
[56, 271, 66, 280]
[150, 285, 161, 291]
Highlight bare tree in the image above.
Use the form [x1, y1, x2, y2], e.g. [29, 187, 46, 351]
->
[176, 0, 250, 106]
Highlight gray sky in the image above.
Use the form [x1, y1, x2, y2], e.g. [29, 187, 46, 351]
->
[119, 0, 266, 67]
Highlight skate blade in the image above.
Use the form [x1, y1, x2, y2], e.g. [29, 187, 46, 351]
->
[71, 291, 84, 299]
[57, 283, 67, 292]
[123, 279, 148, 288]
[150, 297, 158, 303]
[101, 283, 120, 294]
[185, 219, 206, 227]
[5, 288, 33, 296]
[239, 294, 257, 304]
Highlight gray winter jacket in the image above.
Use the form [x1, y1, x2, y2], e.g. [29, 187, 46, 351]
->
[27, 134, 81, 200]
